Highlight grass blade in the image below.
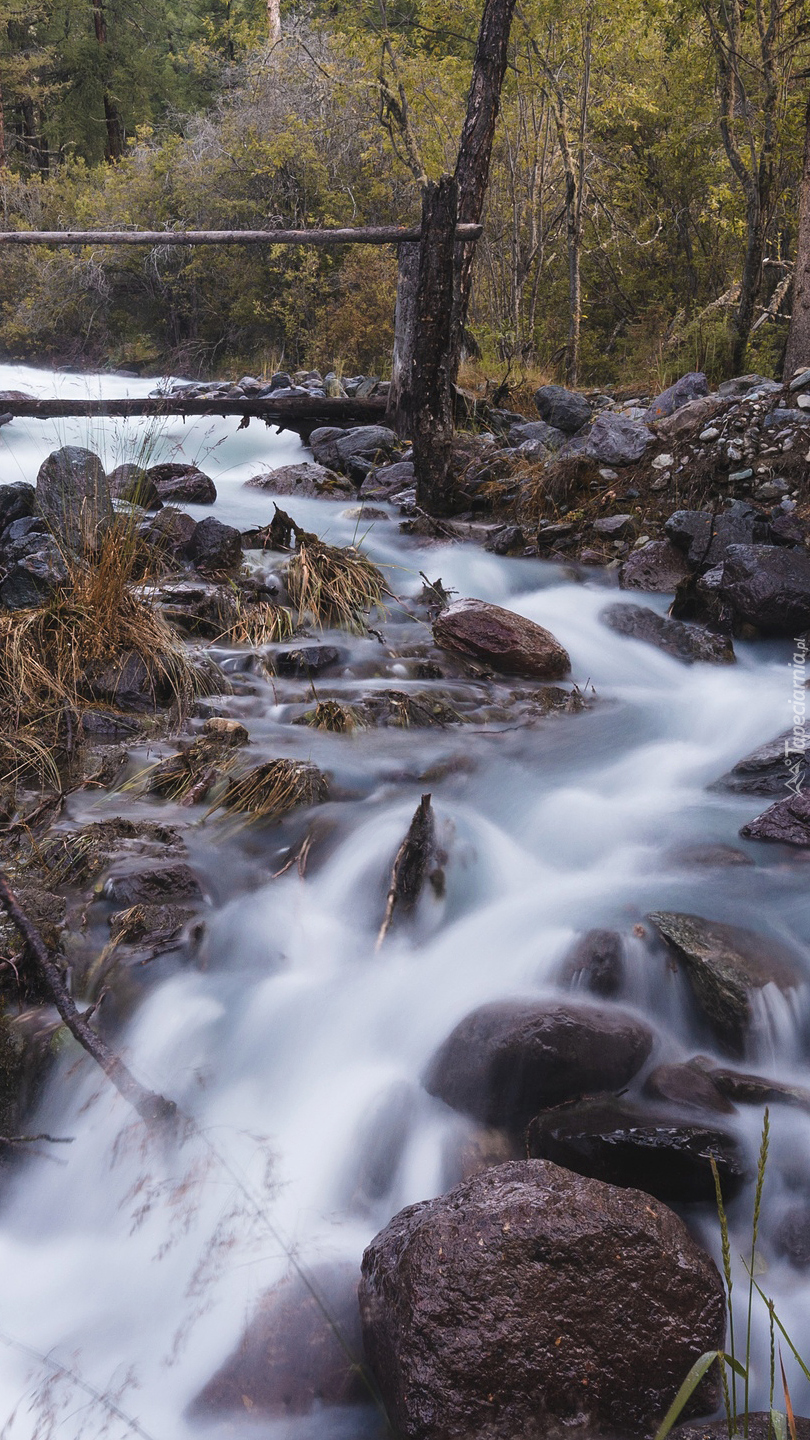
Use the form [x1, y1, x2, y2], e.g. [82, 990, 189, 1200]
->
[654, 1351, 721, 1440]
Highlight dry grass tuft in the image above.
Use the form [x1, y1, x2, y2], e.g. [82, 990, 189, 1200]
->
[0, 518, 198, 787]
[286, 537, 388, 632]
[302, 700, 364, 733]
[221, 599, 295, 647]
[211, 758, 327, 824]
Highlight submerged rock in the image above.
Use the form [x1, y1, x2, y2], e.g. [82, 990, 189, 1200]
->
[526, 1098, 746, 1202]
[643, 1062, 735, 1115]
[740, 791, 810, 846]
[648, 911, 802, 1054]
[36, 447, 113, 554]
[189, 1263, 366, 1418]
[558, 929, 625, 996]
[601, 603, 735, 664]
[102, 862, 202, 907]
[433, 599, 570, 681]
[424, 999, 653, 1129]
[359, 1159, 725, 1440]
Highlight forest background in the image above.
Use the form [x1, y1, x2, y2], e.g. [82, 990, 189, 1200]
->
[0, 0, 808, 389]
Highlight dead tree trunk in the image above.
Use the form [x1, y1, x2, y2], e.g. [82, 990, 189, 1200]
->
[449, 0, 518, 384]
[411, 177, 459, 515]
[386, 240, 419, 435]
[92, 0, 124, 161]
[785, 92, 810, 380]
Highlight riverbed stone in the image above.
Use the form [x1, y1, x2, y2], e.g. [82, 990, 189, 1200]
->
[0, 481, 35, 531]
[526, 1098, 746, 1202]
[108, 464, 161, 509]
[601, 603, 735, 664]
[102, 861, 202, 907]
[36, 447, 113, 554]
[433, 598, 570, 680]
[677, 1418, 810, 1440]
[359, 1159, 725, 1440]
[188, 516, 242, 571]
[146, 463, 217, 504]
[424, 999, 653, 1129]
[648, 911, 802, 1054]
[533, 384, 591, 433]
[360, 460, 415, 498]
[189, 1263, 366, 1418]
[138, 506, 197, 557]
[620, 540, 691, 592]
[716, 544, 810, 634]
[643, 1062, 735, 1115]
[740, 790, 810, 846]
[245, 462, 353, 499]
[713, 730, 809, 795]
[558, 929, 625, 996]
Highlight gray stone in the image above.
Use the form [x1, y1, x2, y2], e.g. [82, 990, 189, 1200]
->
[533, 384, 591, 433]
[335, 426, 398, 466]
[0, 482, 35, 531]
[506, 419, 566, 451]
[188, 517, 242, 572]
[309, 426, 347, 468]
[648, 372, 709, 420]
[716, 543, 810, 635]
[583, 412, 653, 465]
[360, 461, 416, 499]
[146, 464, 217, 505]
[35, 447, 113, 554]
[138, 506, 197, 557]
[558, 929, 624, 996]
[245, 462, 352, 499]
[601, 603, 735, 664]
[593, 513, 634, 539]
[108, 464, 161, 509]
[740, 791, 810, 847]
[788, 368, 810, 392]
[620, 540, 692, 592]
[712, 730, 809, 795]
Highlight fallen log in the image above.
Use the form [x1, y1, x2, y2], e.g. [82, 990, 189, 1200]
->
[0, 872, 177, 1128]
[0, 392, 389, 440]
[0, 224, 483, 247]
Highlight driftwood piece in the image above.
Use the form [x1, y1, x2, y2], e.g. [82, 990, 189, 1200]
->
[376, 794, 436, 949]
[0, 224, 483, 247]
[0, 872, 177, 1128]
[0, 393, 388, 442]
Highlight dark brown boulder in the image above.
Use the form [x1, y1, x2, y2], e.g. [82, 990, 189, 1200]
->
[108, 464, 161, 510]
[189, 1263, 367, 1418]
[188, 516, 242, 572]
[559, 929, 625, 996]
[424, 999, 653, 1129]
[716, 544, 810, 635]
[527, 1098, 746, 1202]
[644, 1062, 735, 1115]
[648, 912, 802, 1055]
[138, 506, 197, 557]
[620, 540, 691, 593]
[146, 462, 217, 504]
[433, 599, 570, 680]
[359, 1159, 725, 1440]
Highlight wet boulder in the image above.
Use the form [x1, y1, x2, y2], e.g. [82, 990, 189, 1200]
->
[583, 412, 653, 465]
[359, 460, 415, 499]
[773, 1205, 810, 1268]
[620, 540, 691, 593]
[138, 506, 197, 558]
[189, 1263, 366, 1418]
[335, 426, 398, 466]
[81, 651, 175, 712]
[0, 537, 69, 609]
[712, 730, 810, 796]
[359, 1159, 725, 1440]
[601, 603, 735, 664]
[102, 862, 203, 907]
[35, 447, 113, 554]
[558, 928, 625, 996]
[707, 1063, 810, 1111]
[433, 599, 570, 681]
[424, 999, 653, 1129]
[715, 544, 810, 635]
[533, 384, 591, 433]
[648, 911, 802, 1055]
[0, 481, 35, 531]
[665, 504, 772, 571]
[677, 1418, 810, 1440]
[643, 1062, 735, 1115]
[146, 463, 217, 504]
[272, 643, 342, 677]
[244, 462, 353, 499]
[188, 516, 242, 572]
[526, 1098, 746, 1202]
[648, 372, 709, 421]
[739, 790, 810, 846]
[309, 426, 347, 469]
[108, 464, 161, 509]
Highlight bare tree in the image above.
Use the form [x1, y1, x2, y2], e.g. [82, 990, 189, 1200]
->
[784, 89, 810, 378]
[268, 0, 281, 46]
[91, 0, 124, 161]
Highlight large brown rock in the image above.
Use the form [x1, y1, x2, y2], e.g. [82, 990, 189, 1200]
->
[620, 540, 691, 593]
[648, 912, 802, 1055]
[359, 1160, 725, 1440]
[433, 599, 570, 680]
[189, 1264, 366, 1418]
[424, 999, 653, 1129]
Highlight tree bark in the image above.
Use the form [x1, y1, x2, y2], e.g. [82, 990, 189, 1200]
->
[732, 192, 765, 373]
[268, 0, 281, 44]
[0, 81, 5, 167]
[386, 240, 419, 436]
[448, 0, 518, 383]
[91, 0, 124, 161]
[411, 177, 459, 515]
[784, 93, 810, 379]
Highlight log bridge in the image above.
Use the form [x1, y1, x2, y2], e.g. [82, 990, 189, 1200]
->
[0, 222, 481, 437]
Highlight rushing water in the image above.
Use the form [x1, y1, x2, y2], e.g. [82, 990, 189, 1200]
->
[0, 365, 809, 1437]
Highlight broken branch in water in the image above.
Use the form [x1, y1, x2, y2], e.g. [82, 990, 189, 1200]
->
[0, 872, 178, 1129]
[376, 793, 437, 949]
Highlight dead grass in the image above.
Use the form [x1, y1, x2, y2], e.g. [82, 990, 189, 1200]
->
[286, 537, 388, 632]
[302, 700, 364, 733]
[222, 599, 295, 646]
[0, 517, 199, 788]
[211, 758, 327, 824]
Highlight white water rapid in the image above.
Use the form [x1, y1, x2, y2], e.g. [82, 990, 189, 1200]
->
[0, 365, 808, 1437]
